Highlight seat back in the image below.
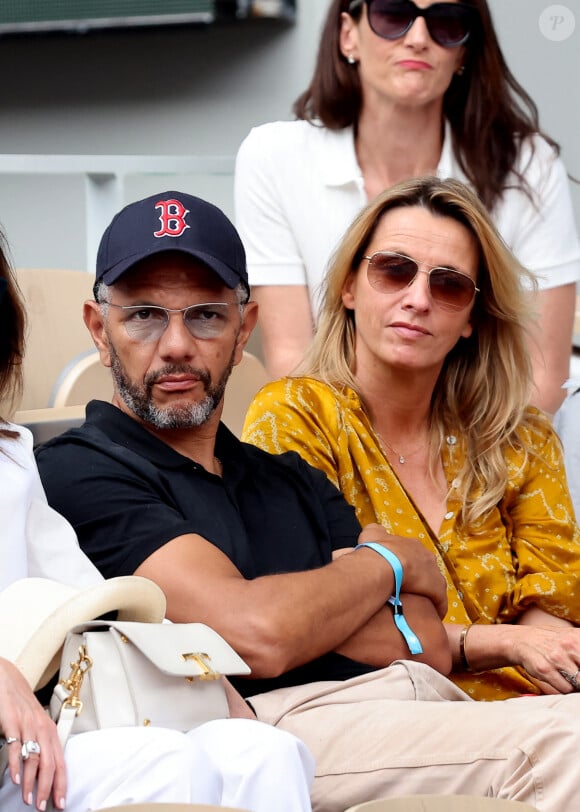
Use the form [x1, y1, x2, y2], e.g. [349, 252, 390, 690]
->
[50, 349, 113, 407]
[344, 797, 539, 812]
[222, 350, 269, 437]
[14, 268, 95, 412]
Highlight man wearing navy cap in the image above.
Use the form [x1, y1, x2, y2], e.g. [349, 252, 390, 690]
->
[37, 192, 580, 812]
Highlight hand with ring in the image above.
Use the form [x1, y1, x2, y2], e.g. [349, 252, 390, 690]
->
[559, 668, 580, 691]
[21, 739, 42, 760]
[0, 656, 67, 810]
[508, 621, 580, 695]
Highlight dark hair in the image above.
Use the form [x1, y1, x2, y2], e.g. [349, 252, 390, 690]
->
[293, 0, 559, 209]
[0, 231, 26, 433]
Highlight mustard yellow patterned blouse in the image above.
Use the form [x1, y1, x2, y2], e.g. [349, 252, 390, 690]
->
[243, 376, 580, 701]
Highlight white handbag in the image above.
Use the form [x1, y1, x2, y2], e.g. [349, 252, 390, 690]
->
[50, 619, 251, 744]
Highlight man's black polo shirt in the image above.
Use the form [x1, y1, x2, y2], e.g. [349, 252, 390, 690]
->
[36, 401, 372, 694]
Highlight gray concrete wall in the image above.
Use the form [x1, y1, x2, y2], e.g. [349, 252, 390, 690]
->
[0, 0, 577, 273]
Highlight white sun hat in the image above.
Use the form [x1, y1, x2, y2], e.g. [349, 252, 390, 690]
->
[0, 576, 166, 690]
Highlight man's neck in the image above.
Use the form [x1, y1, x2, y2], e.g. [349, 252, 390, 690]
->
[111, 394, 222, 473]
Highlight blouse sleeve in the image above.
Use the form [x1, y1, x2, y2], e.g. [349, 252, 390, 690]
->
[504, 415, 580, 621]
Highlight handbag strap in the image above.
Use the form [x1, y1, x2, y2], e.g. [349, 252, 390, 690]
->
[51, 683, 80, 748]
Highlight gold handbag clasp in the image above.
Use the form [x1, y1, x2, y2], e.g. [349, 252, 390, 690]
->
[181, 651, 220, 681]
[60, 645, 93, 714]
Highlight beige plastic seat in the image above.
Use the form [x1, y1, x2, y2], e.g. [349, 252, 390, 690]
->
[222, 350, 269, 437]
[50, 348, 112, 407]
[14, 268, 95, 412]
[14, 404, 86, 446]
[97, 805, 249, 812]
[344, 797, 539, 812]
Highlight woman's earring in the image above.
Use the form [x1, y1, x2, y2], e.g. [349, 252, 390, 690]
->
[347, 55, 357, 65]
[456, 65, 465, 76]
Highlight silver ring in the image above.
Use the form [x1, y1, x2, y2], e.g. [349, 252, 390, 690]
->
[5, 737, 20, 745]
[21, 740, 41, 760]
[559, 668, 580, 691]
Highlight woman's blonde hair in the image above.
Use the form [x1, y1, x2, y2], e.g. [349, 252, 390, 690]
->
[300, 176, 543, 529]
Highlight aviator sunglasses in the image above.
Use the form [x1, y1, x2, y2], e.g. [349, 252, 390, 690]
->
[105, 301, 244, 343]
[348, 0, 474, 48]
[364, 251, 479, 311]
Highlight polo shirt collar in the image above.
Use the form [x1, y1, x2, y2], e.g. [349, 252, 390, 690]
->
[437, 119, 456, 178]
[320, 119, 457, 188]
[319, 125, 362, 188]
[85, 400, 243, 473]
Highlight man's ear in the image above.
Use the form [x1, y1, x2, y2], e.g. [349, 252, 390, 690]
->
[83, 300, 112, 368]
[233, 300, 259, 366]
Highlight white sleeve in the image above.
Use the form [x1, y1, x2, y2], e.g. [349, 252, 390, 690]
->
[1, 426, 103, 589]
[501, 137, 580, 290]
[26, 486, 103, 589]
[554, 381, 580, 519]
[234, 124, 308, 288]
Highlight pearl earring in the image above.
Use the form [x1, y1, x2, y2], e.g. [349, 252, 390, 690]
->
[347, 55, 357, 65]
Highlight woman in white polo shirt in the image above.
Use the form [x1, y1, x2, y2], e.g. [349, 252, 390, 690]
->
[235, 0, 580, 415]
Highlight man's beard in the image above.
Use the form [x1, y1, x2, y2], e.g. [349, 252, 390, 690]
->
[108, 341, 236, 430]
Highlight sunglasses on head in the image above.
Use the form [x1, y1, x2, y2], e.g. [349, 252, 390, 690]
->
[364, 251, 479, 311]
[348, 0, 474, 48]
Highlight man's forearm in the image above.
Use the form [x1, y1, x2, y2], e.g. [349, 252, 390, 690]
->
[334, 594, 452, 675]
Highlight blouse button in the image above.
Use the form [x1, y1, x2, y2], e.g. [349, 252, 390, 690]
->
[457, 591, 464, 600]
[444, 511, 454, 520]
[452, 478, 461, 489]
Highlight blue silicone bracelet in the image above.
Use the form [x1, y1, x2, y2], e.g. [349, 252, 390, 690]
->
[355, 542, 423, 655]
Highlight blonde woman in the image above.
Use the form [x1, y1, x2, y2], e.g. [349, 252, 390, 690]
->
[243, 176, 580, 702]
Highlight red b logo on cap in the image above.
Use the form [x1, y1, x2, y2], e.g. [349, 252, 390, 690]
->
[154, 199, 190, 238]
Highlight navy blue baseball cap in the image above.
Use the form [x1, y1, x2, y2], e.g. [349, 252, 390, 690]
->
[96, 191, 249, 293]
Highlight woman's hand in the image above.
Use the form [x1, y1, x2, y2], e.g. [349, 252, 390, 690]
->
[453, 620, 580, 695]
[511, 625, 580, 695]
[0, 657, 66, 810]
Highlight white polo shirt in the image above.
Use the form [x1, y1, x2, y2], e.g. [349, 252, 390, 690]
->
[234, 119, 580, 317]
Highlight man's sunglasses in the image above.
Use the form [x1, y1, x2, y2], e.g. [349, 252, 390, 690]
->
[364, 251, 479, 311]
[348, 0, 474, 48]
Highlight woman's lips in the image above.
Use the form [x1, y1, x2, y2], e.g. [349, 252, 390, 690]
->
[397, 60, 433, 70]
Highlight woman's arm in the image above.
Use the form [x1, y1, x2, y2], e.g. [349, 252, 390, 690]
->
[447, 611, 580, 695]
[528, 283, 576, 414]
[507, 140, 580, 413]
[252, 285, 314, 378]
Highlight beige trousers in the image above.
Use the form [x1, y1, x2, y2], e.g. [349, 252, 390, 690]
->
[249, 661, 580, 812]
